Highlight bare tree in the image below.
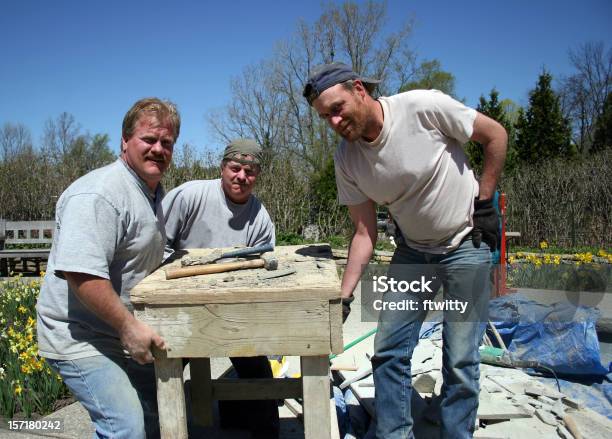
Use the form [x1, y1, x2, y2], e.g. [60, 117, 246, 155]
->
[0, 123, 33, 160]
[207, 0, 416, 174]
[560, 41, 612, 153]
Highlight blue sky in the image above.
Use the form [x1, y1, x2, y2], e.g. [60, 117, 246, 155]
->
[1, 0, 610, 154]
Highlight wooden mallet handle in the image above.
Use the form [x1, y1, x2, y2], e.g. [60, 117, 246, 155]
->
[165, 258, 265, 280]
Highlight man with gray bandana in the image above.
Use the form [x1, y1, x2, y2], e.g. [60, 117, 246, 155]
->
[303, 62, 507, 439]
[163, 138, 278, 438]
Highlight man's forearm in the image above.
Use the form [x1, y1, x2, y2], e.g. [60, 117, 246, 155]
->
[470, 113, 508, 200]
[479, 135, 507, 200]
[65, 273, 135, 333]
[341, 232, 375, 298]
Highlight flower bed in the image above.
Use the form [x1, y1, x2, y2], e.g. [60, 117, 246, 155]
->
[0, 275, 68, 419]
[507, 249, 612, 292]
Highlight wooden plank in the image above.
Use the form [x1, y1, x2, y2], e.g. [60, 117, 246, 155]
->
[189, 358, 213, 427]
[131, 287, 340, 305]
[329, 299, 344, 354]
[141, 300, 332, 357]
[152, 347, 188, 439]
[330, 397, 341, 439]
[301, 356, 331, 439]
[211, 378, 302, 400]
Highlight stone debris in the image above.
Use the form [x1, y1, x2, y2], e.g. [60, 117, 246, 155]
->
[483, 381, 504, 393]
[413, 372, 437, 393]
[334, 334, 612, 438]
[477, 394, 533, 420]
[561, 396, 582, 410]
[520, 403, 536, 416]
[525, 381, 564, 399]
[537, 395, 557, 406]
[550, 403, 566, 419]
[535, 408, 559, 426]
[556, 424, 573, 439]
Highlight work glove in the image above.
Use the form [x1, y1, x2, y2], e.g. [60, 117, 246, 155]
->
[342, 296, 355, 323]
[472, 198, 500, 252]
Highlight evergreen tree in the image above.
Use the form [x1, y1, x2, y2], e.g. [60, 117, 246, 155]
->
[591, 92, 612, 153]
[465, 89, 517, 175]
[515, 71, 573, 163]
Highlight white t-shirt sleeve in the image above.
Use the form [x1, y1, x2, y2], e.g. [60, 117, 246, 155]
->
[334, 148, 370, 206]
[423, 90, 477, 144]
[53, 194, 120, 279]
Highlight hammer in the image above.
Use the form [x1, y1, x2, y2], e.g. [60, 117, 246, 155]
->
[166, 253, 278, 280]
[181, 242, 274, 266]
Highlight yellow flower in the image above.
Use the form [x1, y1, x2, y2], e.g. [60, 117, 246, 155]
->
[18, 305, 27, 314]
[27, 316, 36, 327]
[14, 384, 23, 395]
[21, 364, 32, 374]
[539, 240, 548, 250]
[508, 256, 515, 264]
[554, 256, 561, 265]
[598, 249, 607, 257]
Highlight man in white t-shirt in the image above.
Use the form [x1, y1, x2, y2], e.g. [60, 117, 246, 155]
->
[303, 62, 507, 439]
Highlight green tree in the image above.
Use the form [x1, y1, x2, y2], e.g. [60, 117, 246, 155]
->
[465, 89, 518, 175]
[399, 59, 456, 97]
[591, 92, 612, 152]
[515, 71, 573, 163]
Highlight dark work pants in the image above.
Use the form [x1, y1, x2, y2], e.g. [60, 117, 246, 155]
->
[219, 356, 280, 438]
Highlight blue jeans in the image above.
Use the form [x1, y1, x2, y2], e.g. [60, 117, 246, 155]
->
[372, 239, 491, 439]
[47, 354, 159, 439]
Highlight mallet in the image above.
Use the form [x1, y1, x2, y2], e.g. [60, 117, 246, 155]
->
[165, 253, 278, 280]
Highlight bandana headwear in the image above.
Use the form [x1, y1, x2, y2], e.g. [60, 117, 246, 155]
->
[223, 138, 263, 166]
[303, 62, 381, 105]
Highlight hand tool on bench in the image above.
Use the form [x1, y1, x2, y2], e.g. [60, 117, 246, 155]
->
[166, 253, 278, 280]
[180, 242, 274, 267]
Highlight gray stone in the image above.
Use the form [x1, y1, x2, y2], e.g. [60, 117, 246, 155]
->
[521, 404, 536, 416]
[535, 408, 558, 426]
[477, 395, 533, 420]
[525, 382, 563, 399]
[550, 403, 565, 418]
[413, 372, 436, 393]
[557, 424, 573, 439]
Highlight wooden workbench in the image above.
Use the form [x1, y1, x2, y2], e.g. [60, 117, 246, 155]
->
[131, 244, 343, 439]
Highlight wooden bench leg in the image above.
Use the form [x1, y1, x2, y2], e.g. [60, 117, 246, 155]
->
[301, 355, 331, 439]
[190, 358, 214, 426]
[153, 348, 188, 439]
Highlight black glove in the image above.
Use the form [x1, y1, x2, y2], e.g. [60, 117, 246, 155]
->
[472, 198, 500, 252]
[342, 296, 355, 323]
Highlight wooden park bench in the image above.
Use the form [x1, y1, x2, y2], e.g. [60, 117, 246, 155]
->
[0, 219, 54, 276]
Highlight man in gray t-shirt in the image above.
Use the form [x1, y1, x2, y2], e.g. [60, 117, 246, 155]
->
[304, 63, 508, 439]
[37, 98, 181, 439]
[163, 138, 278, 438]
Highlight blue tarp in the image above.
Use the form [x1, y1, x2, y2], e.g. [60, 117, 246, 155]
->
[488, 293, 609, 376]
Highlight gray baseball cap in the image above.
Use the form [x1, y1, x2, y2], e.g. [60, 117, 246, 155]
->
[303, 62, 380, 105]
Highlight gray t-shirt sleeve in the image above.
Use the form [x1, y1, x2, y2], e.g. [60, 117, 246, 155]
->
[162, 187, 189, 252]
[252, 206, 276, 247]
[53, 194, 120, 279]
